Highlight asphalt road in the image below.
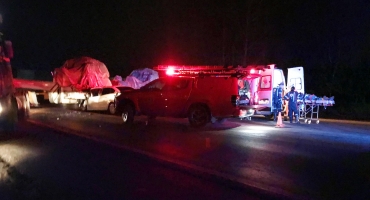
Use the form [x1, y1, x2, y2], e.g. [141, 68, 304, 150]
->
[1, 104, 370, 199]
[0, 121, 268, 200]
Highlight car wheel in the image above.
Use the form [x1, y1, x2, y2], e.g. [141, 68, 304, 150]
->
[188, 104, 210, 127]
[108, 103, 116, 115]
[121, 104, 134, 125]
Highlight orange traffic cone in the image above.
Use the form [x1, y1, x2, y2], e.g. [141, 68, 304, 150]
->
[275, 112, 284, 128]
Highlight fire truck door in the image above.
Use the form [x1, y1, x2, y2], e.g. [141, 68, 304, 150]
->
[161, 78, 191, 116]
[137, 79, 166, 116]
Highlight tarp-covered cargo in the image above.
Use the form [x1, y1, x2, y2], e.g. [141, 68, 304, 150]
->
[53, 57, 112, 91]
[111, 68, 159, 89]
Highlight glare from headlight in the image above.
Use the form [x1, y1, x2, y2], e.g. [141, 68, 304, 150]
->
[0, 104, 2, 113]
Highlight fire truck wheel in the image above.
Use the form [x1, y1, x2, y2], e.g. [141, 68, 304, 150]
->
[188, 104, 210, 127]
[108, 103, 116, 115]
[121, 104, 134, 126]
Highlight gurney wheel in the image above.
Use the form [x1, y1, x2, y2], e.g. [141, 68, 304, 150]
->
[316, 120, 320, 124]
[304, 119, 308, 123]
[308, 120, 311, 124]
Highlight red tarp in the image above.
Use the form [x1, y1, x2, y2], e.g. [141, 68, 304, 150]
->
[53, 57, 112, 91]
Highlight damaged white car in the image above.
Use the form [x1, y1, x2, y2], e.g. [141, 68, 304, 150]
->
[80, 86, 133, 114]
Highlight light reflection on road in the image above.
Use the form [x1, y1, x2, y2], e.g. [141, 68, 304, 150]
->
[236, 125, 276, 137]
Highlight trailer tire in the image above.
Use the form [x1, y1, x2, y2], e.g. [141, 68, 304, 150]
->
[2, 97, 18, 134]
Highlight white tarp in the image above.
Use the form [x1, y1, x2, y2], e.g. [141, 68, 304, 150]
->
[112, 68, 159, 89]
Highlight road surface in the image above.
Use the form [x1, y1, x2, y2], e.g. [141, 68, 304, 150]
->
[1, 105, 369, 199]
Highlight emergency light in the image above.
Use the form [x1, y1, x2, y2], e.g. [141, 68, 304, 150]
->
[155, 65, 264, 78]
[166, 67, 176, 76]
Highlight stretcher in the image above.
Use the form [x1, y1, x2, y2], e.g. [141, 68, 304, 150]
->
[297, 98, 335, 124]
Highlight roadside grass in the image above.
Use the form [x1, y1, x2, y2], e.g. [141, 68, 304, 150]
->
[320, 103, 370, 121]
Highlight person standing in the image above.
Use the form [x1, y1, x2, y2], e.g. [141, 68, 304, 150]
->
[284, 86, 300, 123]
[272, 82, 284, 121]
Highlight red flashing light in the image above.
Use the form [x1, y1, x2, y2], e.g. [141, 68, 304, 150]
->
[166, 67, 176, 76]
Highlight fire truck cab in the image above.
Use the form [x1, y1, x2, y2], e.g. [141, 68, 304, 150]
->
[116, 65, 257, 127]
[156, 65, 263, 121]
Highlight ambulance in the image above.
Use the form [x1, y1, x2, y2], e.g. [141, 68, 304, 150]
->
[244, 64, 305, 119]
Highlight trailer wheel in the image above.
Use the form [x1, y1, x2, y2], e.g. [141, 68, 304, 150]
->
[2, 97, 18, 134]
[188, 104, 210, 127]
[2, 120, 15, 133]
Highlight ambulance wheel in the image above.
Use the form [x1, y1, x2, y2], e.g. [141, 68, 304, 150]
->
[188, 104, 210, 127]
[264, 114, 274, 120]
[121, 104, 134, 126]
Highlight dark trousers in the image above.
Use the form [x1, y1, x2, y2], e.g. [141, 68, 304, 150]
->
[273, 103, 282, 121]
[288, 104, 298, 123]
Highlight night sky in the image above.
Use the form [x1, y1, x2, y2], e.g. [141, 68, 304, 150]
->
[1, 0, 369, 84]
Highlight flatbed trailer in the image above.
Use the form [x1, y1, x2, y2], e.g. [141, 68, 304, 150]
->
[297, 98, 335, 124]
